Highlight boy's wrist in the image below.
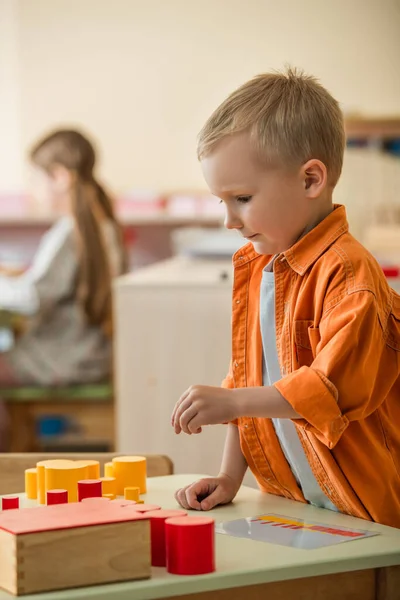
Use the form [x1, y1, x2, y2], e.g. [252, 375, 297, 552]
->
[217, 471, 242, 492]
[231, 386, 300, 419]
[232, 387, 262, 417]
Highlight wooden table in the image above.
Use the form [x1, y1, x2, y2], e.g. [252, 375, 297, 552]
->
[0, 474, 399, 599]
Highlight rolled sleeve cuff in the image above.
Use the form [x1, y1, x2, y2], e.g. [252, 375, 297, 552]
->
[274, 366, 349, 448]
[221, 376, 233, 389]
[221, 375, 239, 426]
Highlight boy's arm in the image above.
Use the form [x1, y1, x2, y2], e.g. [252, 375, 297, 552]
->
[173, 291, 396, 448]
[174, 423, 247, 511]
[274, 289, 397, 449]
[219, 422, 248, 487]
[233, 386, 301, 419]
[172, 383, 300, 435]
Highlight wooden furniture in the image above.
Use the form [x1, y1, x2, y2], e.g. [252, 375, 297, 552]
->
[0, 214, 223, 274]
[0, 453, 173, 495]
[0, 214, 222, 228]
[114, 256, 256, 487]
[113, 257, 235, 477]
[0, 501, 150, 595]
[345, 116, 400, 139]
[2, 385, 114, 453]
[0, 474, 399, 600]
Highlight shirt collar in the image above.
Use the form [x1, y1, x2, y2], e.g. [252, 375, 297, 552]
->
[232, 204, 349, 275]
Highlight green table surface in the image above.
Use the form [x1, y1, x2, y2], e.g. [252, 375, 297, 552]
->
[0, 310, 15, 329]
[0, 474, 399, 599]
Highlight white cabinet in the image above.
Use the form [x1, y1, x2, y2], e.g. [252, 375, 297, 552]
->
[114, 257, 237, 477]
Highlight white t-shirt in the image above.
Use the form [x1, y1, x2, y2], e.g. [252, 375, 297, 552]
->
[260, 262, 337, 511]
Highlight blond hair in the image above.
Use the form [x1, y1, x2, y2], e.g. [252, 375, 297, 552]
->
[30, 129, 128, 335]
[198, 67, 345, 187]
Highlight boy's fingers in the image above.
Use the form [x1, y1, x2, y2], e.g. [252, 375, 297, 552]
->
[184, 479, 217, 510]
[187, 413, 204, 434]
[175, 488, 191, 510]
[171, 388, 190, 426]
[174, 397, 194, 433]
[185, 484, 202, 510]
[200, 486, 225, 511]
[179, 406, 199, 434]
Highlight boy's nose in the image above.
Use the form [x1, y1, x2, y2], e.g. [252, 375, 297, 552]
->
[224, 210, 243, 231]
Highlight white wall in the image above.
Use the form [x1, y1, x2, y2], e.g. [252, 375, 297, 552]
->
[4, 0, 400, 193]
[0, 0, 23, 192]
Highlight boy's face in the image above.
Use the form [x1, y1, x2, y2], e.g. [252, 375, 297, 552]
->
[201, 132, 319, 255]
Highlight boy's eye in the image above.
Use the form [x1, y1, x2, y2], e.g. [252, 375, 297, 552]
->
[236, 195, 252, 203]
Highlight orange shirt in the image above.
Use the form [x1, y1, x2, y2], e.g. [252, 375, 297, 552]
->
[223, 205, 400, 528]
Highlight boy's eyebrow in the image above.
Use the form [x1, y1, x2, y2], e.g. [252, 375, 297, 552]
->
[212, 185, 254, 195]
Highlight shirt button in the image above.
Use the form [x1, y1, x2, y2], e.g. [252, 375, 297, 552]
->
[235, 299, 240, 304]
[234, 361, 239, 368]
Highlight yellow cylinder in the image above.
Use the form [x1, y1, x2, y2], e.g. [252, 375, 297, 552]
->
[44, 463, 88, 503]
[75, 460, 100, 479]
[36, 460, 74, 505]
[100, 477, 116, 496]
[103, 493, 116, 500]
[112, 456, 147, 495]
[124, 486, 140, 502]
[25, 468, 38, 500]
[104, 462, 114, 478]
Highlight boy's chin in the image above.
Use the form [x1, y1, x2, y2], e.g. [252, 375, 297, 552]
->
[250, 239, 280, 256]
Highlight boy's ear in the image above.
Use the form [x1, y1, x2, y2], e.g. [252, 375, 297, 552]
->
[303, 159, 327, 197]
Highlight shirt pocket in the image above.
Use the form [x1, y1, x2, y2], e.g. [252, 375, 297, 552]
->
[294, 320, 320, 367]
[386, 291, 400, 352]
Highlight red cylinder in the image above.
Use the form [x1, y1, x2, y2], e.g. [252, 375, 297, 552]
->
[166, 517, 215, 575]
[77, 480, 102, 502]
[46, 489, 68, 505]
[2, 496, 19, 510]
[147, 509, 187, 567]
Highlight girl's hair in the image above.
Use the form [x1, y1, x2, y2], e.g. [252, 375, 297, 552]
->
[30, 129, 127, 334]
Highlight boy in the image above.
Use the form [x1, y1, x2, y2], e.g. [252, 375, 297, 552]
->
[171, 68, 400, 528]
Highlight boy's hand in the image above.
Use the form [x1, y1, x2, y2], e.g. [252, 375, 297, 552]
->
[171, 385, 239, 434]
[174, 474, 239, 511]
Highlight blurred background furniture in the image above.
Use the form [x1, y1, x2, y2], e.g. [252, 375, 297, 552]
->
[2, 384, 114, 453]
[114, 255, 257, 487]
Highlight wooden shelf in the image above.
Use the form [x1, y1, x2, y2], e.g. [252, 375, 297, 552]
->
[0, 213, 223, 228]
[345, 117, 400, 139]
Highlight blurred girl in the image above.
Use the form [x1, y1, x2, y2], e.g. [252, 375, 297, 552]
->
[0, 129, 127, 387]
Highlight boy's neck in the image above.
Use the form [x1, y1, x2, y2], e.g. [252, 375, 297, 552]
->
[296, 197, 334, 245]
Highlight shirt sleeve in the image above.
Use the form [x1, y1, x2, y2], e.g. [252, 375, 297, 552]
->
[0, 218, 77, 314]
[221, 360, 239, 426]
[274, 290, 394, 449]
[221, 359, 235, 389]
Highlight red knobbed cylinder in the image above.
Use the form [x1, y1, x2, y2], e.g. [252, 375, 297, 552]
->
[165, 516, 215, 575]
[129, 504, 161, 513]
[46, 489, 68, 505]
[77, 480, 102, 502]
[82, 497, 111, 504]
[2, 496, 19, 510]
[147, 509, 187, 567]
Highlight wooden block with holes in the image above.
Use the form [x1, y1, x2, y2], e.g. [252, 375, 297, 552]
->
[0, 501, 151, 595]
